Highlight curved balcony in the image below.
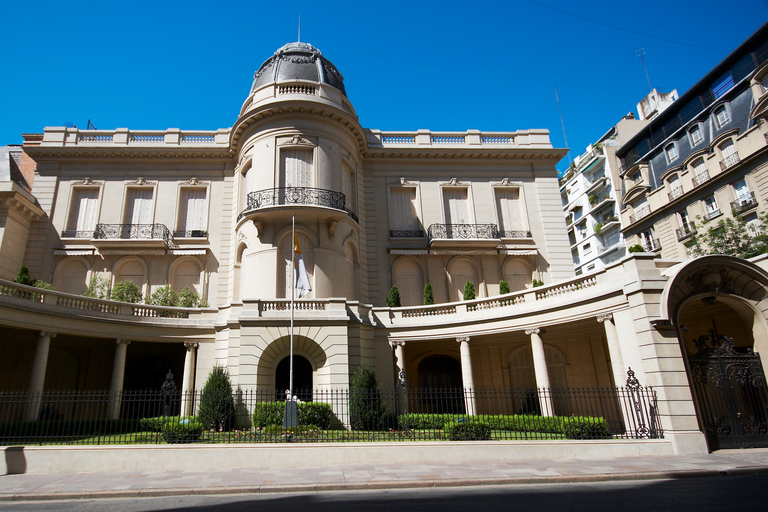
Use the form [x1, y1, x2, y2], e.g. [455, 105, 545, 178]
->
[238, 187, 358, 223]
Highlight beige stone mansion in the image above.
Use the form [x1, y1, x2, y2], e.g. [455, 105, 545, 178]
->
[4, 35, 768, 454]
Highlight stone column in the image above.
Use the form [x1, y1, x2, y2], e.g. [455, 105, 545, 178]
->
[180, 342, 199, 417]
[597, 313, 635, 434]
[456, 336, 477, 416]
[25, 331, 56, 421]
[389, 339, 407, 414]
[107, 339, 131, 420]
[525, 328, 554, 416]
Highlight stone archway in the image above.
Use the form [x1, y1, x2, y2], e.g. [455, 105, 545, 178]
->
[255, 335, 327, 391]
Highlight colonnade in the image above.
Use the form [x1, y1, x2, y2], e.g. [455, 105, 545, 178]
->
[23, 331, 199, 421]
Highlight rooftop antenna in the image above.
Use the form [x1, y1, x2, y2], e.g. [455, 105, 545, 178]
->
[298, 15, 300, 42]
[554, 86, 571, 166]
[636, 48, 652, 92]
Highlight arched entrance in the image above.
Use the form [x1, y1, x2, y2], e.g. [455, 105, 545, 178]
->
[661, 256, 768, 450]
[417, 355, 464, 414]
[275, 355, 313, 402]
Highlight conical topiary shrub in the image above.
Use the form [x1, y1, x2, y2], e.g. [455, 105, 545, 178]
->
[197, 364, 236, 432]
[423, 283, 434, 305]
[386, 286, 401, 307]
[349, 364, 386, 431]
[463, 281, 475, 301]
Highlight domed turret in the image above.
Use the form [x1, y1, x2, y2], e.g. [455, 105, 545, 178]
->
[251, 42, 347, 97]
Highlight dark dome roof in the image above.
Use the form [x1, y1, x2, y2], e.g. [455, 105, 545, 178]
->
[251, 42, 347, 97]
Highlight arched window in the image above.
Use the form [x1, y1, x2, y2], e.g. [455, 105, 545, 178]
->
[278, 233, 314, 298]
[393, 259, 423, 306]
[449, 258, 478, 301]
[114, 258, 147, 293]
[171, 259, 202, 293]
[502, 258, 533, 292]
[55, 259, 89, 295]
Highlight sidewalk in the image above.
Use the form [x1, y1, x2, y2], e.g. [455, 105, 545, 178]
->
[1, 449, 767, 501]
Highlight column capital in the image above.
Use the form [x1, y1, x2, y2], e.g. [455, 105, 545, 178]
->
[184, 341, 200, 350]
[116, 339, 131, 346]
[389, 339, 406, 349]
[456, 336, 470, 344]
[40, 331, 57, 339]
[525, 328, 541, 336]
[596, 313, 613, 323]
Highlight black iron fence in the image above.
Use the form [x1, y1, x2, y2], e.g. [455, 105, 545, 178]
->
[0, 385, 661, 446]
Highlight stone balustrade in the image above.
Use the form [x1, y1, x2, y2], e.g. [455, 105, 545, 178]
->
[37, 127, 230, 147]
[365, 129, 553, 148]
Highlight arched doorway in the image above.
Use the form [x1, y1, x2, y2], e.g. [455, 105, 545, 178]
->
[275, 355, 313, 402]
[417, 355, 464, 414]
[661, 256, 768, 450]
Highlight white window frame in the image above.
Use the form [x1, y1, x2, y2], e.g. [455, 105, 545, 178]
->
[688, 123, 704, 147]
[714, 104, 731, 129]
[665, 142, 679, 163]
[122, 186, 156, 225]
[704, 195, 720, 219]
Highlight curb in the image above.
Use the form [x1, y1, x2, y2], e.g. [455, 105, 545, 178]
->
[1, 466, 768, 502]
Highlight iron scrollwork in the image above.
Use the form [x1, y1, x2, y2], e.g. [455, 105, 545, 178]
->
[427, 223, 499, 241]
[94, 223, 174, 247]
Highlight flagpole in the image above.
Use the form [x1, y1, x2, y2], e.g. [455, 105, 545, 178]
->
[290, 214, 295, 400]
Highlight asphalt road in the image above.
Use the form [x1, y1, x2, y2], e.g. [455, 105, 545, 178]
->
[1, 474, 766, 512]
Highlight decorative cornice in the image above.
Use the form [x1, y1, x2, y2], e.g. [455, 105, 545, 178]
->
[180, 177, 209, 186]
[73, 177, 103, 186]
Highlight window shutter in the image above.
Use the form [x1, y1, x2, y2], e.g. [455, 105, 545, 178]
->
[443, 189, 468, 224]
[496, 189, 520, 232]
[284, 149, 313, 188]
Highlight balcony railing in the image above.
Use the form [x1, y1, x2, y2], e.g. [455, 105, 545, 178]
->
[668, 186, 684, 201]
[705, 209, 721, 220]
[427, 223, 498, 241]
[390, 230, 425, 238]
[172, 230, 208, 238]
[731, 192, 758, 215]
[676, 226, 697, 241]
[644, 237, 661, 252]
[629, 205, 650, 223]
[94, 224, 173, 245]
[692, 171, 710, 187]
[719, 151, 741, 171]
[239, 187, 357, 221]
[498, 230, 533, 238]
[61, 230, 95, 239]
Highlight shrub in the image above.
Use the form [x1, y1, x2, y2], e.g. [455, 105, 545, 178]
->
[562, 417, 611, 439]
[197, 364, 236, 431]
[13, 265, 35, 286]
[462, 281, 475, 301]
[139, 416, 169, 432]
[588, 194, 598, 205]
[593, 222, 603, 235]
[386, 286, 401, 307]
[398, 413, 453, 429]
[499, 280, 510, 295]
[110, 280, 143, 303]
[161, 417, 204, 443]
[628, 244, 644, 253]
[83, 276, 110, 299]
[532, 279, 544, 287]
[423, 283, 435, 305]
[252, 402, 334, 429]
[147, 285, 178, 306]
[178, 286, 206, 308]
[349, 364, 386, 431]
[445, 419, 491, 441]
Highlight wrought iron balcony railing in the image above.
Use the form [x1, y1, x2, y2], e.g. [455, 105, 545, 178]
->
[644, 237, 661, 252]
[172, 230, 208, 238]
[427, 223, 498, 240]
[61, 230, 95, 239]
[719, 151, 741, 171]
[676, 226, 697, 241]
[94, 224, 173, 245]
[239, 187, 357, 222]
[668, 186, 684, 201]
[390, 230, 425, 238]
[731, 192, 758, 215]
[498, 230, 533, 238]
[692, 171, 710, 187]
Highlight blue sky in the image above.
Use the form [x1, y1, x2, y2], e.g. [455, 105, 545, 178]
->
[1, 1, 766, 172]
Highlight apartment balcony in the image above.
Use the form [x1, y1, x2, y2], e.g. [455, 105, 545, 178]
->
[629, 205, 651, 224]
[427, 223, 500, 247]
[668, 186, 684, 202]
[731, 192, 758, 215]
[719, 152, 741, 171]
[705, 209, 722, 221]
[238, 187, 358, 224]
[692, 171, 710, 188]
[676, 226, 697, 242]
[91, 223, 175, 249]
[644, 237, 661, 252]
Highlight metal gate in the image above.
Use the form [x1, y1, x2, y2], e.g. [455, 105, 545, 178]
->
[688, 330, 768, 450]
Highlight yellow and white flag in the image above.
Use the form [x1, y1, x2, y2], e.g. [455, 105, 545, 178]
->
[294, 234, 311, 298]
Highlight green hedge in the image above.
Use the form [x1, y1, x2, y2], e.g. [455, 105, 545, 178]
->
[252, 402, 334, 429]
[445, 419, 491, 441]
[396, 413, 610, 438]
[161, 417, 204, 444]
[138, 416, 168, 432]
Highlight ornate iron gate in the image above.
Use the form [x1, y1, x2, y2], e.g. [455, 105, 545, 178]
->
[688, 330, 768, 450]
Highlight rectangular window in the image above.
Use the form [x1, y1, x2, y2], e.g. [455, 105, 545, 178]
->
[715, 105, 730, 128]
[495, 188, 521, 236]
[389, 188, 420, 235]
[282, 149, 313, 187]
[66, 188, 99, 236]
[582, 242, 591, 255]
[178, 188, 207, 234]
[124, 188, 154, 224]
[705, 196, 720, 218]
[733, 178, 750, 201]
[665, 143, 679, 163]
[443, 188, 469, 224]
